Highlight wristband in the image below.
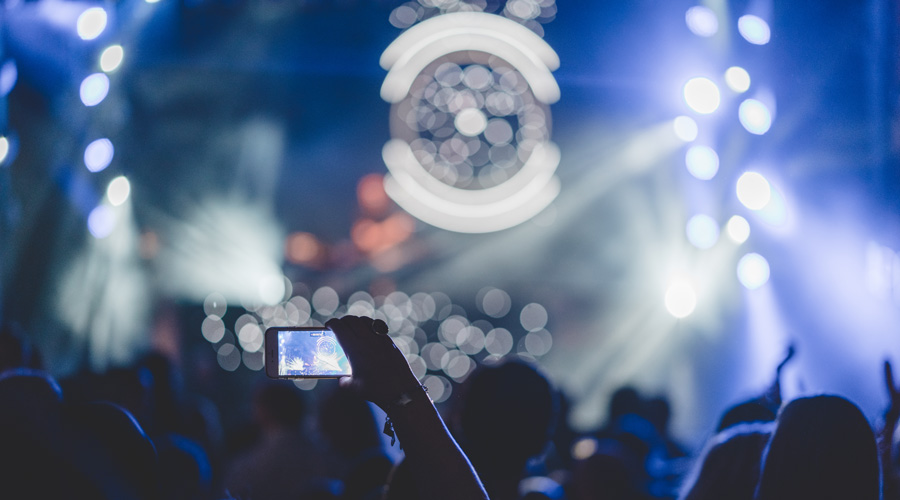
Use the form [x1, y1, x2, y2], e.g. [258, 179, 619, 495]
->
[383, 384, 430, 447]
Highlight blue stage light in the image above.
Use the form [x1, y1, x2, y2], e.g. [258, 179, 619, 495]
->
[80, 73, 109, 106]
[739, 99, 772, 135]
[683, 77, 720, 114]
[84, 138, 114, 172]
[77, 7, 108, 41]
[736, 171, 772, 210]
[737, 253, 770, 289]
[738, 15, 771, 45]
[685, 145, 719, 180]
[686, 214, 720, 249]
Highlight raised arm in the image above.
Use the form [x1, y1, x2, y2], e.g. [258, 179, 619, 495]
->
[325, 315, 489, 500]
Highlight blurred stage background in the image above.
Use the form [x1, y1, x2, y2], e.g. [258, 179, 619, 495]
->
[1, 0, 899, 449]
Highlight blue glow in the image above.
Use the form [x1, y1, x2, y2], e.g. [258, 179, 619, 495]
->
[685, 145, 719, 180]
[683, 77, 720, 114]
[673, 116, 699, 142]
[739, 99, 772, 135]
[737, 253, 770, 289]
[686, 214, 720, 249]
[84, 138, 114, 172]
[685, 6, 718, 37]
[736, 171, 771, 210]
[77, 7, 108, 41]
[738, 15, 771, 45]
[88, 205, 116, 239]
[725, 66, 751, 93]
[0, 61, 17, 97]
[755, 183, 789, 227]
[80, 73, 110, 106]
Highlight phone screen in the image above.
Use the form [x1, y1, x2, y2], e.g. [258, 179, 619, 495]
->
[267, 327, 352, 378]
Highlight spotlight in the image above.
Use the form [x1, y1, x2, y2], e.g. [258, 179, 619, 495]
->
[84, 138, 114, 172]
[77, 7, 108, 41]
[106, 176, 130, 206]
[686, 214, 719, 249]
[673, 116, 699, 142]
[100, 45, 124, 73]
[80, 73, 109, 106]
[685, 6, 718, 37]
[726, 215, 750, 244]
[685, 145, 719, 180]
[665, 279, 697, 318]
[736, 171, 771, 210]
[88, 205, 116, 238]
[737, 253, 770, 289]
[725, 66, 751, 93]
[683, 77, 720, 114]
[738, 99, 772, 135]
[0, 137, 8, 164]
[738, 15, 771, 45]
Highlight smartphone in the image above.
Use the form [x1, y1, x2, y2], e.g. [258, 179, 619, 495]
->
[265, 327, 352, 379]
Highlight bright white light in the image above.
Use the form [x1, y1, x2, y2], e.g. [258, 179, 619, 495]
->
[738, 15, 771, 45]
[737, 253, 770, 289]
[107, 176, 130, 206]
[80, 73, 110, 106]
[683, 77, 721, 114]
[145, 0, 161, 3]
[739, 99, 772, 135]
[0, 137, 8, 164]
[686, 214, 720, 249]
[685, 145, 719, 179]
[736, 171, 771, 210]
[673, 116, 699, 142]
[84, 138, 114, 172]
[455, 108, 488, 136]
[726, 215, 751, 243]
[77, 7, 107, 41]
[685, 6, 718, 37]
[725, 66, 751, 93]
[100, 45, 124, 72]
[665, 280, 697, 318]
[88, 205, 116, 238]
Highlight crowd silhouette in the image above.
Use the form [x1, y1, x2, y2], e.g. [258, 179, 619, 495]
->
[1, 318, 899, 500]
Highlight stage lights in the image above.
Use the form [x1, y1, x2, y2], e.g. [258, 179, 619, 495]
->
[739, 99, 772, 135]
[738, 15, 771, 45]
[737, 253, 770, 289]
[726, 215, 751, 244]
[685, 145, 719, 180]
[77, 7, 108, 41]
[0, 137, 9, 164]
[673, 116, 699, 142]
[736, 171, 772, 210]
[106, 176, 130, 206]
[725, 66, 751, 93]
[685, 6, 718, 37]
[665, 279, 697, 318]
[84, 138, 114, 172]
[683, 77, 720, 114]
[88, 205, 115, 238]
[686, 214, 720, 249]
[80, 73, 110, 106]
[100, 45, 124, 73]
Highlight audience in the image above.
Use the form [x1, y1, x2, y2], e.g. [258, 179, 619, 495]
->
[1, 316, 899, 500]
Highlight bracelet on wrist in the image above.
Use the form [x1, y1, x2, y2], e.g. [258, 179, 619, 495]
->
[383, 384, 430, 447]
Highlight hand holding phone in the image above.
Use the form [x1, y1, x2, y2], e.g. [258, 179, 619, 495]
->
[265, 327, 353, 379]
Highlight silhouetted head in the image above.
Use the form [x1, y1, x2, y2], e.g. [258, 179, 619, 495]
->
[755, 395, 879, 500]
[716, 400, 776, 432]
[253, 380, 307, 430]
[458, 358, 558, 473]
[679, 422, 772, 500]
[569, 439, 643, 500]
[609, 387, 642, 423]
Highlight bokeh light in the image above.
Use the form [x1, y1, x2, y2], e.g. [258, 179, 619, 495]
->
[686, 214, 720, 249]
[726, 215, 751, 244]
[485, 327, 514, 356]
[84, 138, 114, 172]
[685, 145, 719, 180]
[738, 15, 771, 45]
[80, 73, 110, 106]
[737, 253, 770, 289]
[100, 45, 124, 73]
[88, 205, 115, 238]
[201, 315, 226, 343]
[725, 66, 751, 93]
[217, 343, 241, 371]
[312, 286, 340, 315]
[685, 6, 718, 37]
[738, 99, 772, 135]
[665, 279, 697, 318]
[478, 287, 512, 318]
[0, 61, 17, 97]
[0, 136, 9, 164]
[683, 77, 720, 114]
[736, 171, 772, 210]
[77, 7, 107, 41]
[673, 116, 699, 142]
[107, 176, 130, 206]
[520, 303, 548, 331]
